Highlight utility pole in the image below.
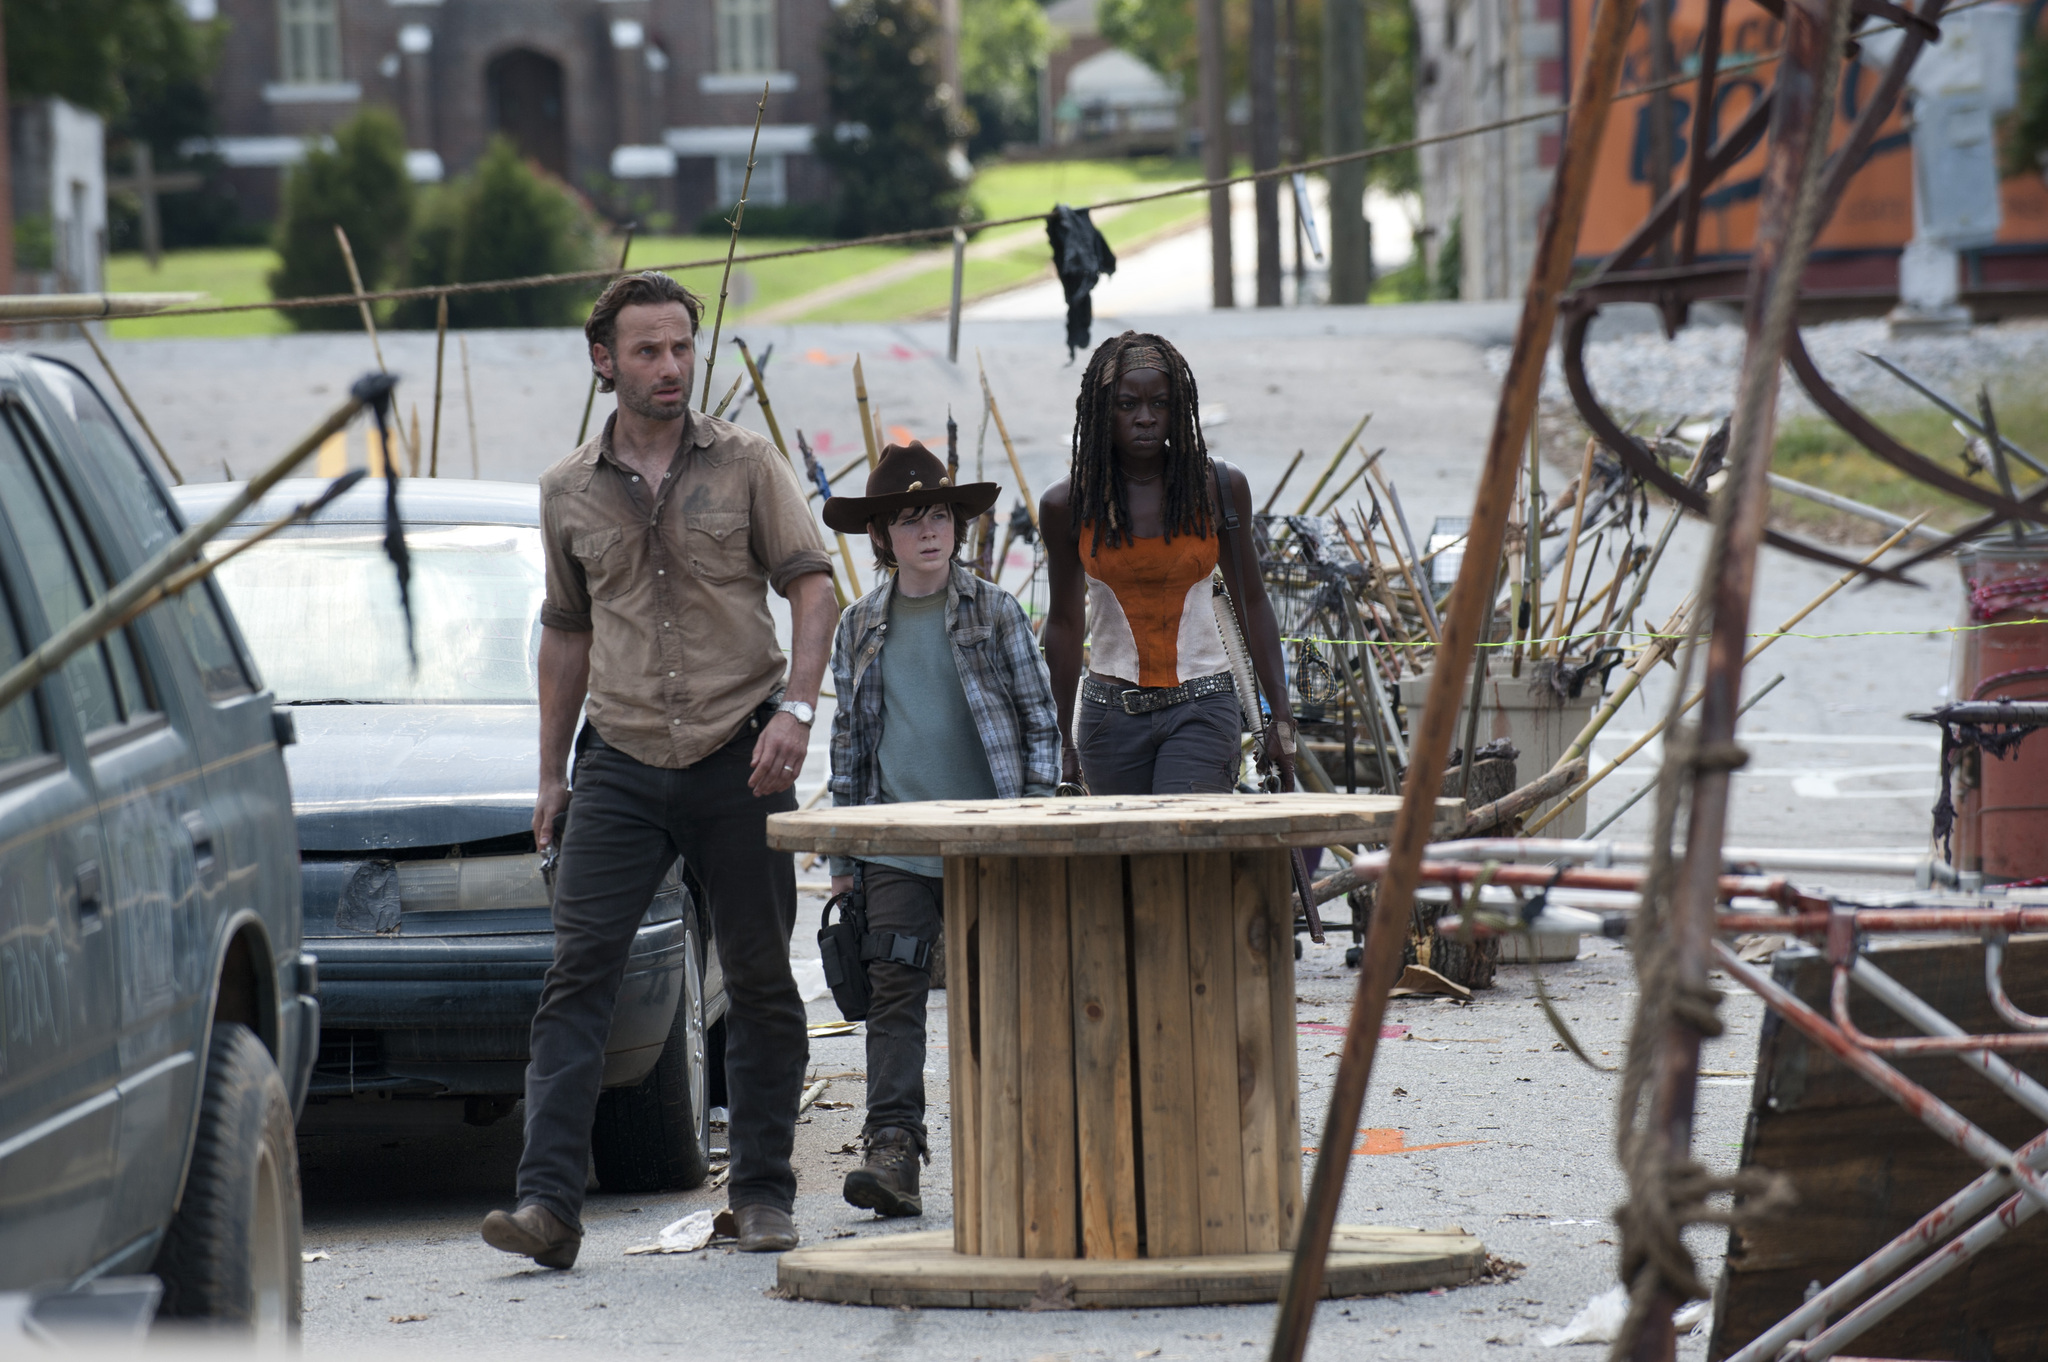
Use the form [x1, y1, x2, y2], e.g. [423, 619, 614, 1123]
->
[1284, 0, 1306, 292]
[1250, 0, 1282, 305]
[1196, 0, 1234, 307]
[1322, 0, 1370, 303]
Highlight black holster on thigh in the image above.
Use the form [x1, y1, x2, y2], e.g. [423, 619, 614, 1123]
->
[818, 865, 935, 1022]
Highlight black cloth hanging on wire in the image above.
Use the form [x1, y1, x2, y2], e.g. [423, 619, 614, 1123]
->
[1046, 204, 1116, 361]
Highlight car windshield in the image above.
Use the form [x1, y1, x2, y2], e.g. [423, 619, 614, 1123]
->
[206, 522, 545, 704]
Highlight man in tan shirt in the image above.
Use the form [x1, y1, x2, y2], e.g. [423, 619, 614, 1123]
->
[482, 271, 836, 1267]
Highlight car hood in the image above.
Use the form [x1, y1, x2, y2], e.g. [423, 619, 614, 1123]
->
[285, 704, 538, 852]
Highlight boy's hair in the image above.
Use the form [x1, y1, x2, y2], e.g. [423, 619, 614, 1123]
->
[584, 271, 702, 393]
[869, 503, 971, 573]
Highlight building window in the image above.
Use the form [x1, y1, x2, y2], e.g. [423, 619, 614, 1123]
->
[278, 0, 342, 85]
[717, 154, 787, 208]
[717, 0, 777, 74]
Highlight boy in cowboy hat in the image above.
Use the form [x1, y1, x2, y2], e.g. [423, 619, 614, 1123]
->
[823, 441, 1060, 1217]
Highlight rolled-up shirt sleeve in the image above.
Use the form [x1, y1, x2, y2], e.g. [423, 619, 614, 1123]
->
[539, 492, 594, 632]
[750, 447, 834, 595]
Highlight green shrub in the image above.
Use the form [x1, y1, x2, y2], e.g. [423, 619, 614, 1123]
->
[393, 137, 600, 329]
[690, 201, 835, 237]
[268, 108, 413, 329]
[817, 0, 969, 237]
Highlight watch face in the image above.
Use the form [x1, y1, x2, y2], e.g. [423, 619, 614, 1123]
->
[784, 701, 815, 724]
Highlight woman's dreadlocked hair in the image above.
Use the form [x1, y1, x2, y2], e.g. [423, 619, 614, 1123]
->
[1069, 331, 1213, 553]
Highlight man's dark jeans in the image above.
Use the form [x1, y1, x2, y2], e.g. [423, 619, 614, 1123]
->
[857, 864, 944, 1148]
[517, 721, 806, 1231]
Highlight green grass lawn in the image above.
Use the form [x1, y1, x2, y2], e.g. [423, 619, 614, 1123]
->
[100, 158, 1208, 340]
[1769, 389, 2048, 540]
[105, 247, 292, 339]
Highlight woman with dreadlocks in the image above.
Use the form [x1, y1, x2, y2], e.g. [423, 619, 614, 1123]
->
[1041, 331, 1297, 795]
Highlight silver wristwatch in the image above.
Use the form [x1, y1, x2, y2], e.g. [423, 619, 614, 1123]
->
[777, 699, 816, 726]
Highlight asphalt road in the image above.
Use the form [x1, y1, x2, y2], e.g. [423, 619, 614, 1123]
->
[19, 302, 1969, 1359]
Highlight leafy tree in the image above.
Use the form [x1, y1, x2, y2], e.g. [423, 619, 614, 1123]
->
[961, 0, 1060, 155]
[2005, 23, 2048, 180]
[269, 109, 414, 330]
[5, 0, 204, 123]
[1098, 0, 1418, 190]
[817, 0, 970, 237]
[394, 137, 600, 329]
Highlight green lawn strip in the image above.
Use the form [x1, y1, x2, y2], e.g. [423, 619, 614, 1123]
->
[627, 234, 918, 315]
[1768, 396, 2048, 539]
[796, 194, 1206, 324]
[107, 248, 291, 338]
[967, 156, 1204, 222]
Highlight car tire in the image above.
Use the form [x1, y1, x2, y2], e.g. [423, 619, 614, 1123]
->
[153, 1021, 303, 1338]
[592, 918, 712, 1192]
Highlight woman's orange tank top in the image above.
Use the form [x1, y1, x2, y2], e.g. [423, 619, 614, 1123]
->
[1083, 530, 1230, 689]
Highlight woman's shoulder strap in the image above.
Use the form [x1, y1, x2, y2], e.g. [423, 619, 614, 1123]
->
[1209, 459, 1241, 532]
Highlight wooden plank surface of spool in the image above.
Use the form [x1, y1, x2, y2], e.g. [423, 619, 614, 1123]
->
[943, 856, 981, 1256]
[1260, 851, 1304, 1249]
[1068, 856, 1138, 1259]
[976, 857, 1022, 1257]
[776, 1225, 1489, 1308]
[766, 793, 1467, 858]
[1184, 850, 1247, 1256]
[1231, 851, 1283, 1253]
[1016, 856, 1078, 1258]
[1130, 853, 1202, 1258]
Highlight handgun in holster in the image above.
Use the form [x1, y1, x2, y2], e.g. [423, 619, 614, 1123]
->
[817, 865, 935, 1022]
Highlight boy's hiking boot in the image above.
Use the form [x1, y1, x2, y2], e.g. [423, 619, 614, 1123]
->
[842, 1126, 923, 1218]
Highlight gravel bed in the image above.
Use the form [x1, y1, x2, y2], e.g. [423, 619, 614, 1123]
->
[1490, 315, 2048, 426]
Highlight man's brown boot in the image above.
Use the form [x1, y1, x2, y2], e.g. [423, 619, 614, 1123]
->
[732, 1204, 799, 1252]
[842, 1127, 923, 1218]
[481, 1203, 581, 1269]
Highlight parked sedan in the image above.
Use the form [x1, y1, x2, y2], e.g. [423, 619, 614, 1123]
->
[172, 479, 724, 1191]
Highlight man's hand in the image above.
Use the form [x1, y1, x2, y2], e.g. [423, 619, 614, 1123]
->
[749, 711, 809, 796]
[534, 775, 571, 850]
[830, 874, 854, 897]
[1061, 746, 1082, 786]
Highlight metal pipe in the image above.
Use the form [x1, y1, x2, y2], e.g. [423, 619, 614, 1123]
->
[1766, 472, 1948, 544]
[1985, 934, 2048, 1032]
[1717, 943, 2048, 1213]
[1832, 965, 2048, 1054]
[1419, 838, 1927, 877]
[1724, 952, 2048, 1362]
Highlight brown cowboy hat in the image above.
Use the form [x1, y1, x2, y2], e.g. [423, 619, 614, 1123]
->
[822, 441, 1000, 533]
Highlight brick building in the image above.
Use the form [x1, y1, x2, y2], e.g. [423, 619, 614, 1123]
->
[194, 0, 838, 226]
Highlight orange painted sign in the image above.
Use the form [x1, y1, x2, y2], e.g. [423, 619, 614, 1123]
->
[1568, 0, 2048, 273]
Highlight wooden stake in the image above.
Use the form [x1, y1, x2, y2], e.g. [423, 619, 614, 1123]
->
[75, 322, 183, 484]
[429, 292, 448, 477]
[578, 225, 636, 446]
[460, 335, 480, 477]
[1363, 486, 1437, 646]
[978, 350, 1039, 533]
[1260, 450, 1305, 514]
[710, 373, 745, 419]
[736, 338, 793, 465]
[797, 429, 863, 605]
[407, 404, 422, 477]
[1313, 447, 1384, 515]
[1267, 0, 1642, 1345]
[1543, 438, 1598, 654]
[333, 224, 387, 373]
[852, 356, 879, 469]
[701, 83, 770, 413]
[1295, 411, 1371, 514]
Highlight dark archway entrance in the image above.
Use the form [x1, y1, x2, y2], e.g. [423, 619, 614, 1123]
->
[486, 49, 567, 178]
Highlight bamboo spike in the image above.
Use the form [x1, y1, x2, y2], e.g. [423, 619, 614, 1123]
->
[797, 428, 862, 606]
[1261, 450, 1305, 514]
[702, 83, 770, 412]
[0, 384, 379, 715]
[1543, 438, 1598, 653]
[1364, 485, 1438, 646]
[1296, 411, 1372, 514]
[735, 338, 792, 464]
[710, 372, 745, 419]
[460, 335, 480, 477]
[75, 321, 183, 484]
[1314, 447, 1385, 515]
[1562, 543, 1634, 642]
[1525, 513, 1927, 833]
[977, 350, 1039, 533]
[333, 224, 387, 374]
[827, 452, 867, 487]
[407, 404, 422, 477]
[429, 292, 448, 477]
[578, 226, 636, 446]
[1367, 468, 1442, 643]
[1598, 504, 1681, 657]
[852, 356, 879, 469]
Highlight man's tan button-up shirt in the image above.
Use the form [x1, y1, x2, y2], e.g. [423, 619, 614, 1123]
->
[539, 410, 833, 768]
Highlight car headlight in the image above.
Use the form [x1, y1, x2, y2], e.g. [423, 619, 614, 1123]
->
[395, 854, 551, 912]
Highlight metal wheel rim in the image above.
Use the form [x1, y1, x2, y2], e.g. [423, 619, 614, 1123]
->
[248, 1140, 291, 1341]
[686, 922, 709, 1151]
